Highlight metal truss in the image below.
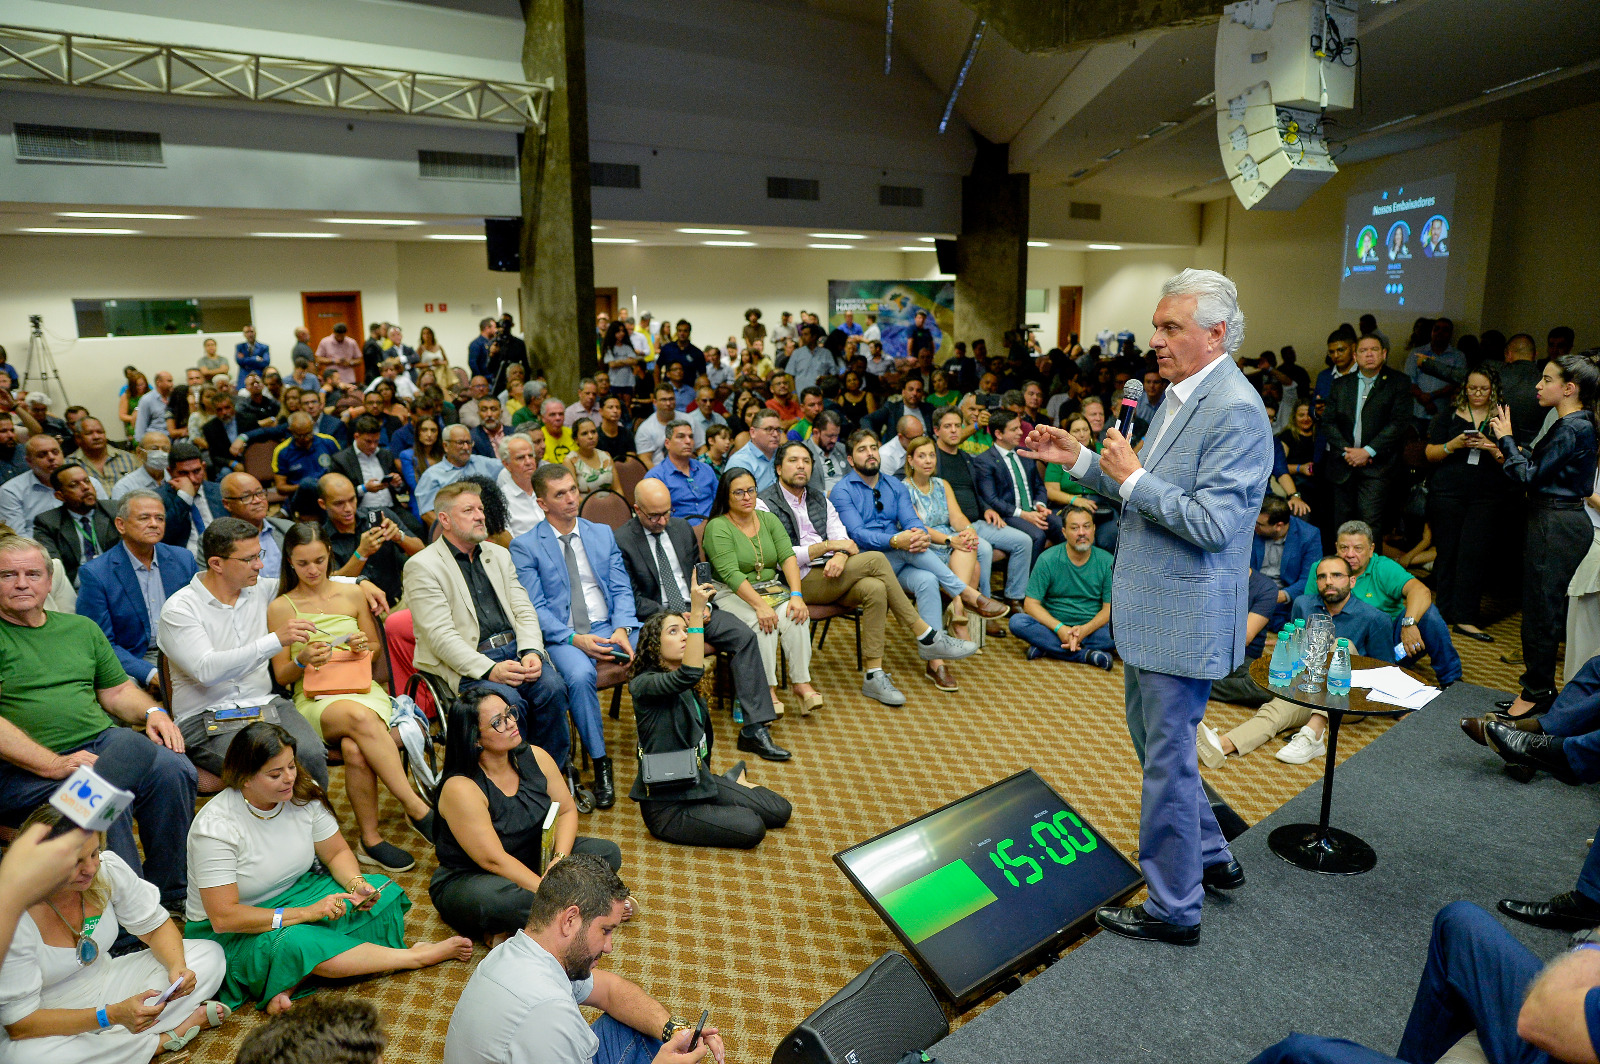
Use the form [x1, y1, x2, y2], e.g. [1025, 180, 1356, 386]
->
[0, 25, 550, 129]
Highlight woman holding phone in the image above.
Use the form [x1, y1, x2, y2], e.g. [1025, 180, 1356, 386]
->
[1424, 366, 1506, 642]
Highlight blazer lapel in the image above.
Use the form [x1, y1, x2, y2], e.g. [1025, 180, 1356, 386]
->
[540, 523, 570, 604]
[1143, 358, 1237, 472]
[579, 521, 613, 616]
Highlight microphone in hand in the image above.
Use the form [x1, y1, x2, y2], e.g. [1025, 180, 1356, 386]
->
[1115, 379, 1145, 439]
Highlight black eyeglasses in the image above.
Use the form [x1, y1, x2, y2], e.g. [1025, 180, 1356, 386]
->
[871, 487, 883, 512]
[487, 711, 517, 733]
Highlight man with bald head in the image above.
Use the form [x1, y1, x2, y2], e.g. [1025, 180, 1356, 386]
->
[112, 431, 172, 500]
[614, 478, 788, 760]
[414, 423, 501, 523]
[219, 471, 289, 579]
[539, 399, 575, 463]
[878, 414, 924, 479]
[0, 433, 106, 537]
[271, 411, 342, 519]
[317, 472, 423, 607]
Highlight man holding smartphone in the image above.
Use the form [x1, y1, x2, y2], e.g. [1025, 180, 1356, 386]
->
[317, 472, 424, 609]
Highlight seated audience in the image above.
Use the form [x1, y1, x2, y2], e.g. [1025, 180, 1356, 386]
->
[831, 430, 1008, 693]
[1252, 495, 1320, 628]
[1201, 555, 1395, 768]
[158, 443, 223, 554]
[633, 386, 678, 467]
[642, 420, 718, 524]
[111, 432, 171, 501]
[236, 373, 280, 427]
[1207, 568, 1280, 708]
[615, 480, 787, 759]
[270, 414, 343, 518]
[431, 691, 623, 945]
[268, 523, 433, 871]
[0, 535, 195, 907]
[725, 409, 783, 491]
[0, 804, 229, 1064]
[0, 434, 107, 538]
[399, 415, 445, 516]
[805, 410, 849, 493]
[33, 461, 118, 587]
[496, 435, 547, 537]
[629, 589, 792, 850]
[975, 410, 1062, 560]
[877, 414, 922, 479]
[415, 424, 502, 524]
[316, 472, 422, 609]
[444, 855, 722, 1064]
[218, 471, 288, 579]
[933, 408, 1035, 609]
[1010, 507, 1114, 668]
[904, 437, 985, 642]
[75, 490, 197, 691]
[1304, 521, 1461, 686]
[403, 481, 572, 767]
[235, 997, 386, 1064]
[72, 415, 137, 497]
[564, 417, 615, 496]
[184, 723, 471, 1014]
[703, 423, 734, 475]
[867, 376, 933, 438]
[510, 465, 640, 809]
[201, 391, 251, 479]
[470, 396, 506, 459]
[761, 441, 974, 707]
[536, 400, 575, 464]
[330, 415, 404, 518]
[593, 396, 635, 461]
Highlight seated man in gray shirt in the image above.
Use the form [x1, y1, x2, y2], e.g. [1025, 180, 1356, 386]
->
[444, 854, 721, 1064]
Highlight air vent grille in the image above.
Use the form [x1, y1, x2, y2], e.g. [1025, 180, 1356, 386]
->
[591, 162, 641, 189]
[768, 176, 819, 201]
[418, 150, 517, 183]
[14, 123, 163, 166]
[879, 184, 924, 207]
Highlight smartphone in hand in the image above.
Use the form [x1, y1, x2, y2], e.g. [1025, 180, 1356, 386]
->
[694, 562, 715, 588]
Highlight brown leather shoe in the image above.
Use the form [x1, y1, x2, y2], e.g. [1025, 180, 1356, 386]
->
[925, 662, 958, 691]
[1462, 712, 1543, 746]
[965, 594, 1010, 620]
[986, 620, 1009, 638]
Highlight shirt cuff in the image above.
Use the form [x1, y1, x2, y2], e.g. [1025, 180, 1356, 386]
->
[1363, 446, 1377, 458]
[1068, 447, 1094, 479]
[1119, 468, 1146, 501]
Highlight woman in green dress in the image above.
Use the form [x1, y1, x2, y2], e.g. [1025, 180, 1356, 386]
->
[185, 723, 471, 1015]
[267, 523, 434, 874]
[563, 417, 615, 495]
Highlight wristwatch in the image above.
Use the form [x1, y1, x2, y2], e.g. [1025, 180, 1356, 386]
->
[663, 1018, 694, 1042]
[1399, 616, 1417, 628]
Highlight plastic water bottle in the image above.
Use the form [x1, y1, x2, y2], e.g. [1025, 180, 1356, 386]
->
[1327, 638, 1352, 698]
[1269, 628, 1295, 686]
[1294, 619, 1309, 674]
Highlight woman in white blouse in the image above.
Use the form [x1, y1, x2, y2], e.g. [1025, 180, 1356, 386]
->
[0, 806, 229, 1064]
[185, 722, 471, 1014]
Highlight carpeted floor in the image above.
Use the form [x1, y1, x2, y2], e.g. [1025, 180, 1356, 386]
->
[186, 607, 1543, 1063]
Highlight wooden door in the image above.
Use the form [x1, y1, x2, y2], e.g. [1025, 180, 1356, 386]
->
[595, 287, 618, 329]
[302, 292, 364, 350]
[1057, 286, 1083, 349]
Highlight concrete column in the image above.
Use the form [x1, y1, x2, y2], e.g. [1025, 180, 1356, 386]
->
[520, 0, 595, 400]
[954, 136, 1029, 355]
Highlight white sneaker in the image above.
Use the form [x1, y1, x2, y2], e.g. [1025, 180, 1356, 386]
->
[1197, 723, 1227, 769]
[1275, 726, 1327, 764]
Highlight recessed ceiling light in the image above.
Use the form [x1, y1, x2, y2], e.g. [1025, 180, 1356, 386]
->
[591, 225, 604, 230]
[900, 246, 936, 251]
[678, 227, 748, 235]
[703, 240, 756, 247]
[918, 236, 937, 242]
[319, 218, 423, 226]
[810, 233, 865, 240]
[251, 232, 339, 238]
[592, 237, 637, 244]
[1139, 121, 1179, 139]
[427, 233, 486, 241]
[808, 243, 853, 250]
[1027, 241, 1050, 247]
[22, 226, 140, 235]
[1087, 243, 1123, 250]
[58, 211, 193, 220]
[1097, 148, 1123, 162]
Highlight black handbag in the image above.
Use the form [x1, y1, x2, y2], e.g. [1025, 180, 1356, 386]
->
[637, 746, 699, 798]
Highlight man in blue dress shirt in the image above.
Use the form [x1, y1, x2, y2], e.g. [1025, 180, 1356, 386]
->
[234, 324, 270, 386]
[641, 422, 718, 525]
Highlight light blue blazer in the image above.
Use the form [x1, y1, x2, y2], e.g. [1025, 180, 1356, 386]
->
[509, 518, 640, 646]
[1074, 357, 1274, 679]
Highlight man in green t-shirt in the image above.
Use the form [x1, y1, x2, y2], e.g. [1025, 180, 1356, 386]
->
[1010, 507, 1115, 669]
[0, 535, 197, 906]
[1300, 519, 1461, 685]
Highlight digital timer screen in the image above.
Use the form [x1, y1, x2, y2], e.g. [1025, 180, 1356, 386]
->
[834, 769, 1142, 1005]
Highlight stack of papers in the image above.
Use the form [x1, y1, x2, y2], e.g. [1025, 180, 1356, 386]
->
[1350, 666, 1440, 710]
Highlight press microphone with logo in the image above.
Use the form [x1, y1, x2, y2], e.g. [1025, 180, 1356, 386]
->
[1115, 379, 1145, 438]
[47, 737, 154, 835]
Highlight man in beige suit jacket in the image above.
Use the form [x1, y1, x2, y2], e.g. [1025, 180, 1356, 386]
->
[401, 480, 571, 767]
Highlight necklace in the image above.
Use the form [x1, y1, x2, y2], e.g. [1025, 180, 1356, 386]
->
[45, 893, 99, 967]
[244, 796, 284, 819]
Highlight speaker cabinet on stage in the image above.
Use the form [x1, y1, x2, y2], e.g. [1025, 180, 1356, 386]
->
[933, 239, 960, 276]
[485, 218, 521, 272]
[772, 952, 947, 1064]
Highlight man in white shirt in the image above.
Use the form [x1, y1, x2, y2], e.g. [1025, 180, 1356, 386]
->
[157, 516, 331, 792]
[444, 854, 719, 1064]
[365, 358, 417, 400]
[496, 434, 547, 539]
[760, 442, 971, 706]
[861, 313, 881, 346]
[112, 431, 172, 500]
[632, 386, 678, 468]
[876, 415, 922, 479]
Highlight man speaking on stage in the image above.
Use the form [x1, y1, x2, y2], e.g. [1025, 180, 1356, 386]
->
[1022, 269, 1273, 945]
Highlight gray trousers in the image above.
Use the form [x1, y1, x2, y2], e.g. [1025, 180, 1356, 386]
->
[177, 696, 331, 791]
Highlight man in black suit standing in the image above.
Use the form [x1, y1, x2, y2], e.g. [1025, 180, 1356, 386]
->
[1321, 332, 1410, 538]
[614, 479, 789, 761]
[33, 461, 119, 586]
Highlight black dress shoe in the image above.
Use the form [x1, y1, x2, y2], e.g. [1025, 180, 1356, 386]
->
[1202, 859, 1245, 891]
[1498, 891, 1600, 932]
[1453, 624, 1495, 643]
[591, 756, 615, 809]
[1094, 904, 1199, 945]
[737, 725, 792, 762]
[1483, 721, 1579, 785]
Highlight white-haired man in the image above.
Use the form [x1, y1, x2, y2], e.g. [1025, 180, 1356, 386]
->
[1022, 269, 1274, 945]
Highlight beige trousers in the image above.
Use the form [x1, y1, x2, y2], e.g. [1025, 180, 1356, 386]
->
[1225, 698, 1327, 756]
[715, 588, 812, 685]
[800, 550, 924, 660]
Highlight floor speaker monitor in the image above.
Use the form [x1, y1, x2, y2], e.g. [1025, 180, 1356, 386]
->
[772, 952, 947, 1064]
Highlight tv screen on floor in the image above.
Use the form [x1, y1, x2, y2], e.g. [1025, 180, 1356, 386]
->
[1339, 173, 1455, 314]
[834, 769, 1142, 1007]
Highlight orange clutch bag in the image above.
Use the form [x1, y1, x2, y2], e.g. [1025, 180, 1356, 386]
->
[303, 649, 374, 697]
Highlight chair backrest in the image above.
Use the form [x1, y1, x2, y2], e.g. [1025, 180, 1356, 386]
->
[242, 440, 277, 484]
[612, 456, 647, 504]
[579, 489, 633, 531]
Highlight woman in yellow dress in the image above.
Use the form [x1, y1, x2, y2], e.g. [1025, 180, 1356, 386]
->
[267, 524, 434, 876]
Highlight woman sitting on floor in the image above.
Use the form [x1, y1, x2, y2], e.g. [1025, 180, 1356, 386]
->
[185, 722, 471, 1015]
[0, 804, 229, 1063]
[430, 690, 625, 946]
[629, 577, 791, 849]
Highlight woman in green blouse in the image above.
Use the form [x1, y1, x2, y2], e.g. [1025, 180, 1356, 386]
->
[702, 468, 823, 716]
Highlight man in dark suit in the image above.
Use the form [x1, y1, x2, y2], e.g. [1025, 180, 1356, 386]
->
[866, 376, 936, 439]
[614, 478, 788, 761]
[1250, 495, 1321, 628]
[974, 411, 1062, 562]
[201, 391, 260, 479]
[76, 488, 197, 691]
[158, 442, 225, 555]
[33, 461, 119, 586]
[329, 415, 404, 519]
[1321, 332, 1410, 538]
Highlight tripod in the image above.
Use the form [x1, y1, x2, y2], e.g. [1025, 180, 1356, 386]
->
[20, 315, 69, 406]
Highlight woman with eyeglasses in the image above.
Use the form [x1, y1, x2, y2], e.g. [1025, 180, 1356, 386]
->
[0, 804, 229, 1063]
[429, 690, 623, 946]
[703, 468, 821, 716]
[1423, 366, 1507, 643]
[629, 577, 791, 848]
